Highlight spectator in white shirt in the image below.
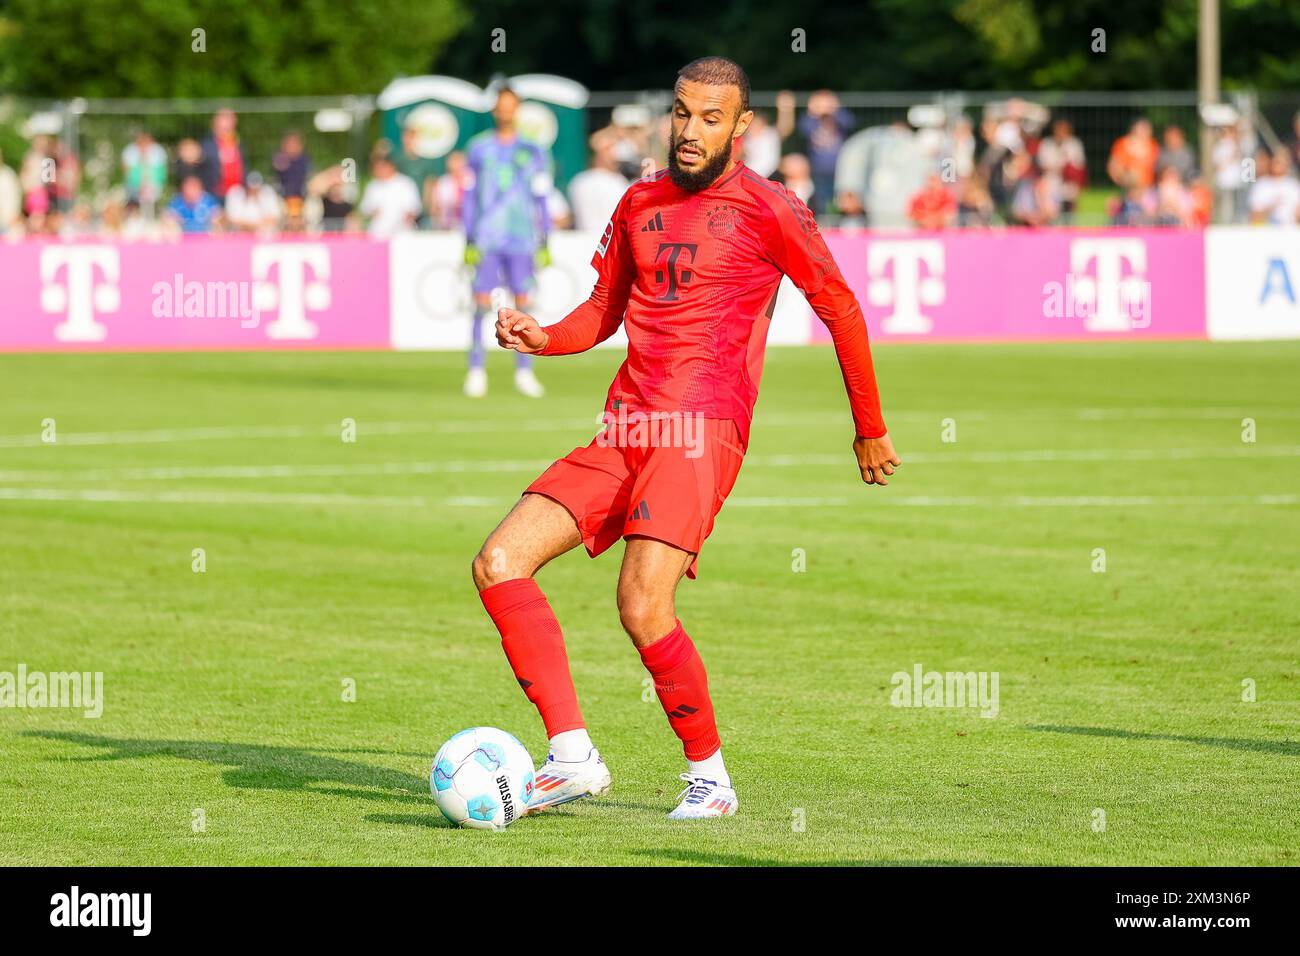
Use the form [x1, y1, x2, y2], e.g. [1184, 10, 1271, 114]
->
[434, 150, 471, 230]
[567, 129, 630, 232]
[1212, 125, 1249, 223]
[1249, 151, 1300, 226]
[1036, 119, 1087, 223]
[224, 172, 282, 234]
[0, 148, 20, 233]
[742, 111, 782, 178]
[361, 145, 422, 239]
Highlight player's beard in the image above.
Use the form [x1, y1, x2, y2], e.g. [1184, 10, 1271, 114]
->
[667, 128, 735, 192]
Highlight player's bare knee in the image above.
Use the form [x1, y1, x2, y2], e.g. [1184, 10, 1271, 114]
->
[470, 550, 492, 590]
[617, 591, 672, 644]
[471, 541, 525, 591]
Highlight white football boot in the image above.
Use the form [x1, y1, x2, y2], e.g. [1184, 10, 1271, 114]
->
[514, 367, 545, 398]
[464, 367, 488, 398]
[524, 749, 611, 815]
[668, 773, 739, 820]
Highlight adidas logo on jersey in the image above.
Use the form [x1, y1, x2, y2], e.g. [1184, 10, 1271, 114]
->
[640, 212, 666, 232]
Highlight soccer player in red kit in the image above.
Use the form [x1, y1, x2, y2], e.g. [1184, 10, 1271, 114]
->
[471, 57, 900, 819]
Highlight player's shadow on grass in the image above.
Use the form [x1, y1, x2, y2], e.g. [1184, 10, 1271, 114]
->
[1028, 724, 1299, 756]
[27, 731, 431, 803]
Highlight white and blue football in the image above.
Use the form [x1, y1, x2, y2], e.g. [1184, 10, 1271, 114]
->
[430, 727, 535, 830]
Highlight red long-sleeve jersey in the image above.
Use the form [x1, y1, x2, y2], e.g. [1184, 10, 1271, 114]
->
[541, 163, 886, 444]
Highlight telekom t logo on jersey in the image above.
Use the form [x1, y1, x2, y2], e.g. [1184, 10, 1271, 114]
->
[38, 244, 332, 342]
[654, 242, 697, 301]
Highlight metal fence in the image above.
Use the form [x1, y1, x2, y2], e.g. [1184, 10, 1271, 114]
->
[68, 96, 378, 201]
[2, 88, 1297, 230]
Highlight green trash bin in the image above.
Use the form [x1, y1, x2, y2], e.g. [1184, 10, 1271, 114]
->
[377, 75, 490, 180]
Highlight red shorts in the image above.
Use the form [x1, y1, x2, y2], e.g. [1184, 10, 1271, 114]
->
[525, 417, 746, 579]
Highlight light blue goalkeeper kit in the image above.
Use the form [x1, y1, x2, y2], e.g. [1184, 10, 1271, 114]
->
[463, 131, 551, 257]
[464, 131, 552, 371]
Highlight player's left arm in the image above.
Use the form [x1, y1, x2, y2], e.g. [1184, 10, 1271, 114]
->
[808, 279, 901, 485]
[764, 190, 900, 486]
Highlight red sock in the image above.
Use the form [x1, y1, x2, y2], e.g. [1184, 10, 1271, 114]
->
[637, 620, 721, 761]
[479, 579, 584, 737]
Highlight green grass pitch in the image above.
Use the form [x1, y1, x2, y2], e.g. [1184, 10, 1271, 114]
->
[0, 341, 1296, 866]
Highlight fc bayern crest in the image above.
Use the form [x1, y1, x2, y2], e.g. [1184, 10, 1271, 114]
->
[707, 204, 738, 237]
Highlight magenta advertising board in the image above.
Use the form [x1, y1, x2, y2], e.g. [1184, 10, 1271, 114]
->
[813, 228, 1206, 342]
[0, 228, 1209, 351]
[0, 235, 390, 351]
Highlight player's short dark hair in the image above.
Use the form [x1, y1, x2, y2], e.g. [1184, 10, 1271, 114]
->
[676, 57, 750, 116]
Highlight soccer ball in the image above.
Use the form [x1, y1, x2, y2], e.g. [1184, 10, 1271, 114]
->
[430, 727, 535, 830]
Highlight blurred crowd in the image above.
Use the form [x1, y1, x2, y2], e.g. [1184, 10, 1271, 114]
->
[2, 98, 1299, 240]
[738, 93, 1300, 229]
[0, 109, 356, 240]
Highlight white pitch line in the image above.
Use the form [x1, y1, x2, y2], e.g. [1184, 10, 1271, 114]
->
[1, 444, 1297, 484]
[884, 494, 1300, 506]
[0, 419, 607, 448]
[0, 421, 437, 449]
[753, 444, 1300, 466]
[0, 459, 557, 482]
[0, 487, 425, 506]
[0, 488, 1296, 508]
[1, 406, 1296, 448]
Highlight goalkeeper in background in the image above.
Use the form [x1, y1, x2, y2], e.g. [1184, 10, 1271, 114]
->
[462, 86, 551, 398]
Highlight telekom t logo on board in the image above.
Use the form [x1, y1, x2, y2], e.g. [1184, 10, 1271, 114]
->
[251, 244, 331, 339]
[865, 240, 944, 334]
[38, 243, 332, 342]
[1067, 238, 1151, 331]
[39, 246, 120, 342]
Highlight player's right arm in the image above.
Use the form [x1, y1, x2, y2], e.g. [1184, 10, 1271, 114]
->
[495, 188, 637, 356]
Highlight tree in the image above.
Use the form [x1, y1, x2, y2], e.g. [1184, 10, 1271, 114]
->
[0, 0, 1296, 97]
[0, 0, 466, 97]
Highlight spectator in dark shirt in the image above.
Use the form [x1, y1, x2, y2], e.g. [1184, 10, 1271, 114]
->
[308, 165, 356, 232]
[1156, 125, 1197, 183]
[957, 172, 995, 227]
[273, 131, 310, 201]
[1288, 111, 1300, 172]
[797, 90, 854, 216]
[200, 108, 246, 203]
[174, 138, 205, 188]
